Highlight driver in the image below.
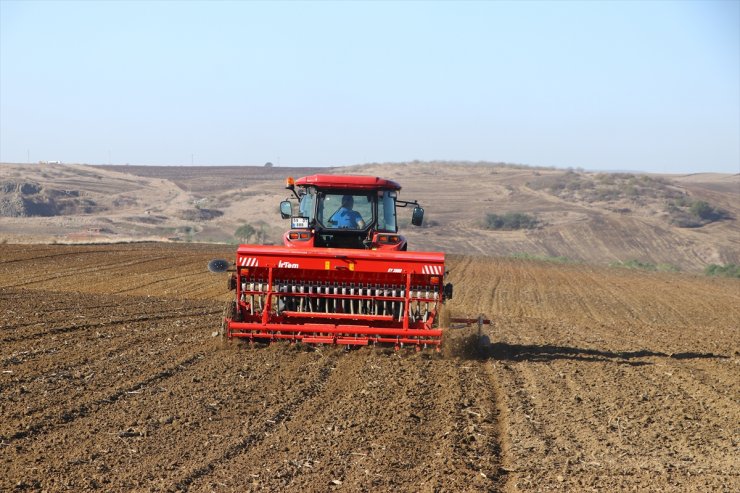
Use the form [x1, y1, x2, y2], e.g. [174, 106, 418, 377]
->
[331, 195, 365, 228]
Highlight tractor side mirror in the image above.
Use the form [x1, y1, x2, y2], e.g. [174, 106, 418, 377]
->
[411, 206, 424, 226]
[280, 201, 292, 219]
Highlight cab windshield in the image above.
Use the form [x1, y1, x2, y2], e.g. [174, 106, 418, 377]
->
[317, 192, 374, 230]
[298, 191, 315, 222]
[377, 190, 397, 232]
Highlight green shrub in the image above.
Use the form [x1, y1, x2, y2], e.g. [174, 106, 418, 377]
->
[610, 259, 657, 271]
[484, 212, 539, 230]
[235, 223, 256, 242]
[235, 221, 270, 244]
[704, 264, 740, 278]
[667, 199, 730, 227]
[689, 201, 727, 221]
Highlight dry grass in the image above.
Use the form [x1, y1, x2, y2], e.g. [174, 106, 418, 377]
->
[1, 161, 738, 271]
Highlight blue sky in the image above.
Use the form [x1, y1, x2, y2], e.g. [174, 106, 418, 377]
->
[1, 0, 738, 173]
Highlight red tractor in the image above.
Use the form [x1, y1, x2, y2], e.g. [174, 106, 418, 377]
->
[210, 174, 453, 349]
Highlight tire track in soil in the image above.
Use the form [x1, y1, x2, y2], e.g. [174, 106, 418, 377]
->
[660, 358, 739, 414]
[1, 290, 224, 443]
[188, 351, 448, 491]
[0, 255, 173, 289]
[664, 356, 739, 399]
[0, 311, 216, 396]
[0, 297, 190, 332]
[2, 352, 206, 443]
[515, 360, 639, 486]
[1, 345, 337, 492]
[543, 266, 603, 325]
[1, 319, 216, 438]
[0, 309, 220, 344]
[452, 361, 506, 491]
[2, 312, 220, 434]
[1, 293, 218, 367]
[485, 348, 740, 491]
[0, 288, 216, 332]
[110, 270, 212, 296]
[171, 351, 342, 492]
[188, 352, 505, 492]
[0, 249, 122, 265]
[1, 305, 206, 363]
[489, 361, 551, 490]
[481, 360, 516, 493]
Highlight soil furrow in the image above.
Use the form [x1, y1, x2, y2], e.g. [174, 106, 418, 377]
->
[2, 352, 205, 443]
[173, 352, 341, 491]
[1, 243, 737, 492]
[0, 309, 220, 343]
[0, 255, 173, 289]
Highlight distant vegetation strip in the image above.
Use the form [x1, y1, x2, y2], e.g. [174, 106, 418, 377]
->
[483, 212, 540, 230]
[609, 259, 680, 272]
[526, 171, 731, 228]
[510, 252, 578, 264]
[704, 264, 740, 278]
[527, 171, 683, 203]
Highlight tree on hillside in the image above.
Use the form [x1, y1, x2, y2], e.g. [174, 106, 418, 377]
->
[252, 220, 269, 243]
[483, 212, 540, 230]
[690, 200, 726, 221]
[235, 223, 256, 242]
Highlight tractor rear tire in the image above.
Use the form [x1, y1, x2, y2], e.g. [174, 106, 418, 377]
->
[221, 301, 236, 336]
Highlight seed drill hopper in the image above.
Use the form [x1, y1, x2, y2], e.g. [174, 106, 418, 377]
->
[210, 174, 453, 349]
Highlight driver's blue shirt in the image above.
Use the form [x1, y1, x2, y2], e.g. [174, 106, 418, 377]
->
[332, 207, 363, 228]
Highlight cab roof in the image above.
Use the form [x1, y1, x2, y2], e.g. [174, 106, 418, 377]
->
[294, 174, 401, 191]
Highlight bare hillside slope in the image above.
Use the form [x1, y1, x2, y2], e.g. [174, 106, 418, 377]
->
[0, 161, 737, 271]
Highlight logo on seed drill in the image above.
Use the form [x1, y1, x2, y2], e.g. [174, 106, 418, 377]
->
[278, 260, 299, 268]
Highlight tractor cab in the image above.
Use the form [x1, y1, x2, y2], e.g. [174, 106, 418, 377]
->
[210, 173, 449, 350]
[280, 174, 424, 250]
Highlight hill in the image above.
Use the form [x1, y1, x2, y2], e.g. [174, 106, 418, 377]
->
[0, 161, 738, 271]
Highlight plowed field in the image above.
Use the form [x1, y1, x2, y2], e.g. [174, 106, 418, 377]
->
[1, 243, 738, 492]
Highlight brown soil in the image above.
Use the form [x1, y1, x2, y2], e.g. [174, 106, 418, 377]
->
[1, 243, 738, 492]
